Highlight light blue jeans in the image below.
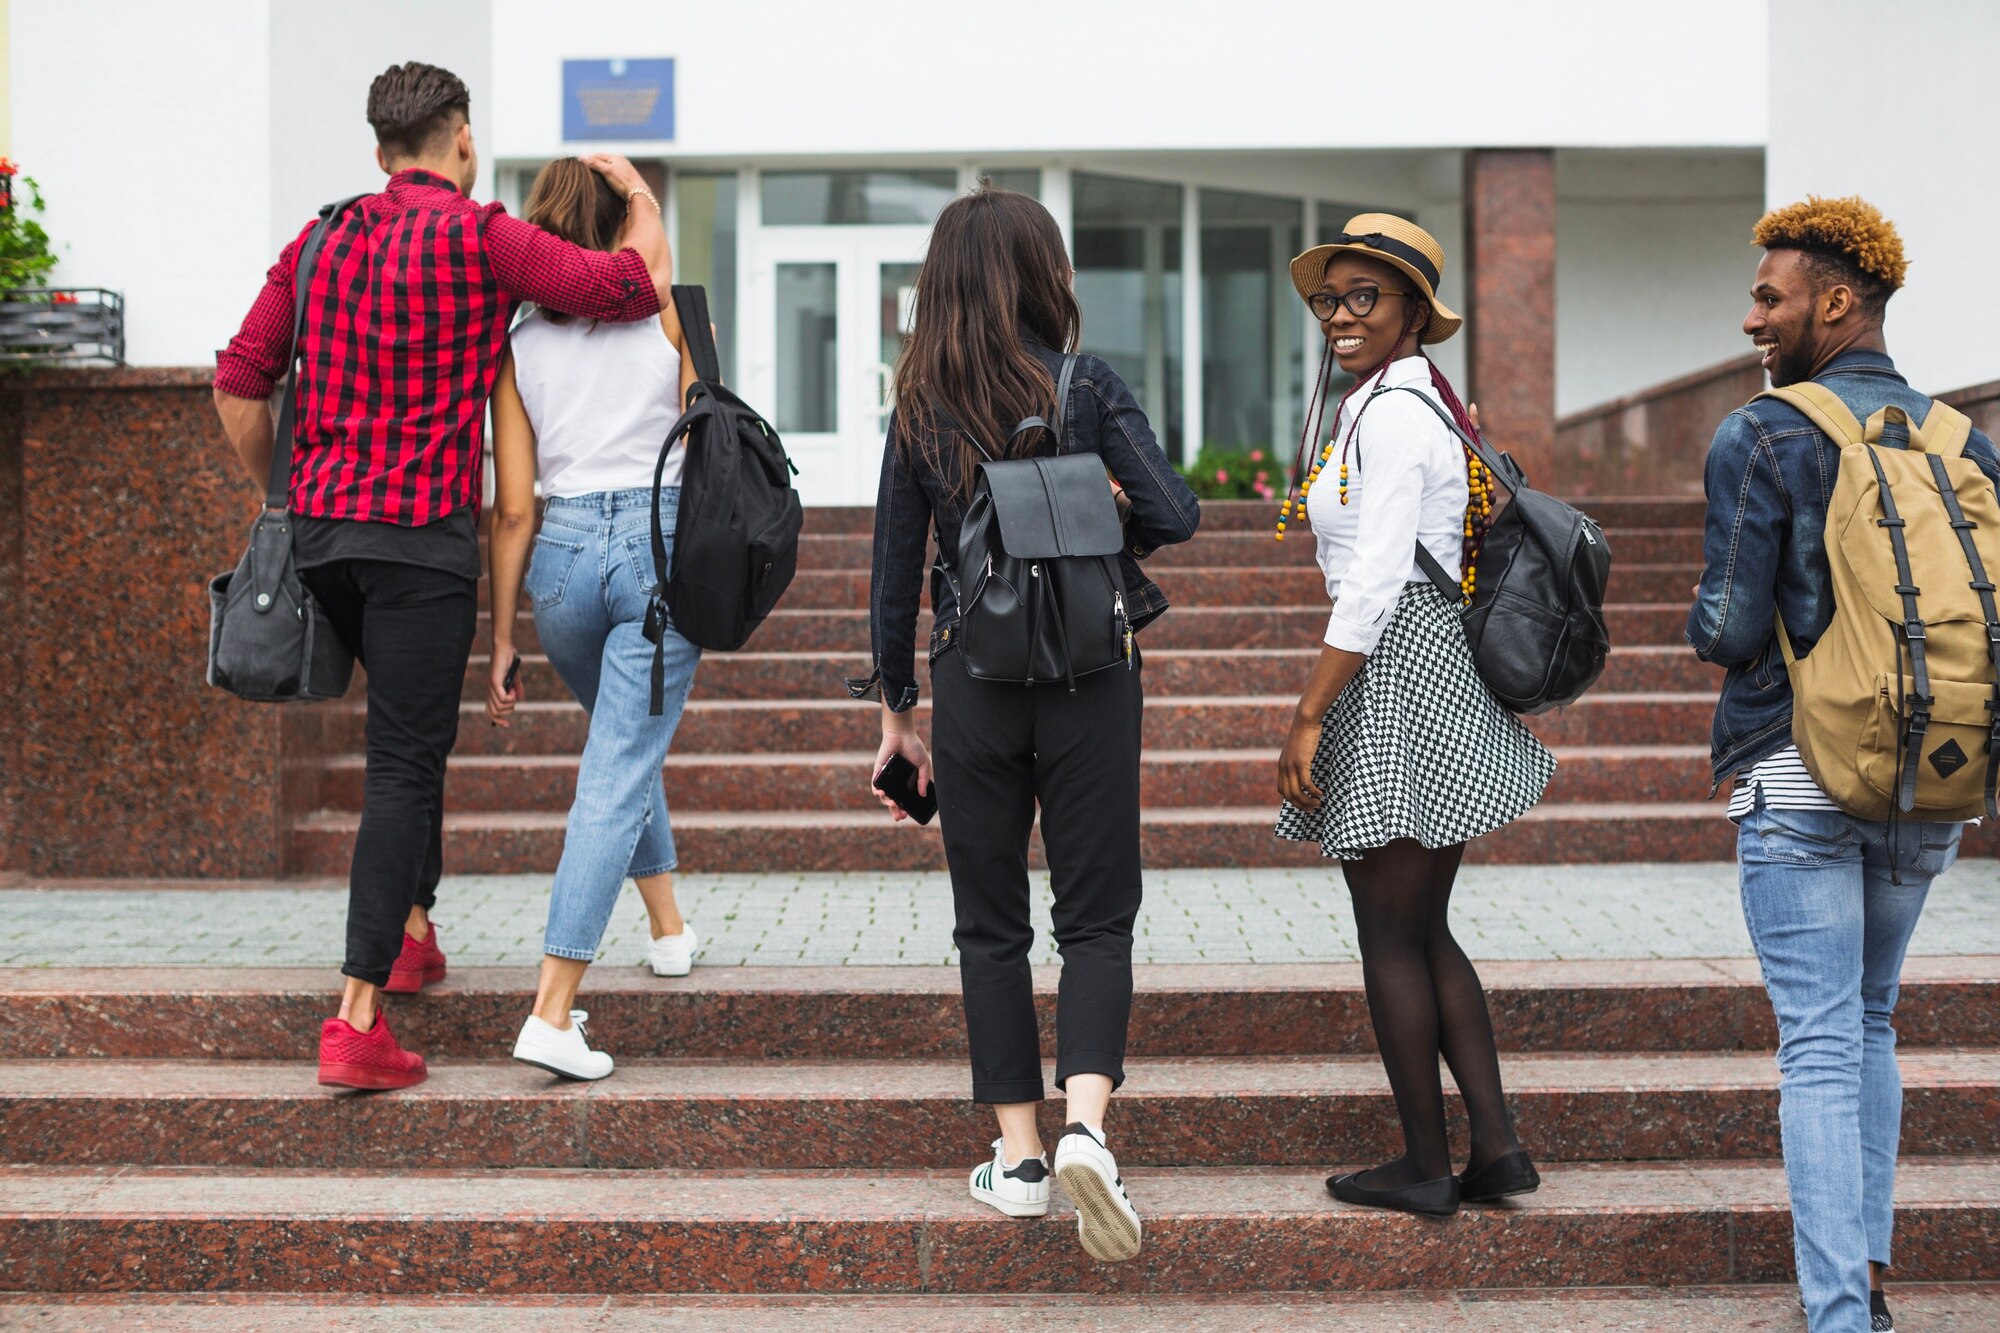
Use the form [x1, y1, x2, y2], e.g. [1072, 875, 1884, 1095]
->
[527, 488, 702, 961]
[1736, 799, 1961, 1333]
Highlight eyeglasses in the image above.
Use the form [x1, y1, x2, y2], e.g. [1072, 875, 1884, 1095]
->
[1307, 287, 1410, 321]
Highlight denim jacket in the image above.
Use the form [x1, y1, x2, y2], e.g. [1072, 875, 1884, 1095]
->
[1686, 348, 2000, 784]
[853, 343, 1201, 712]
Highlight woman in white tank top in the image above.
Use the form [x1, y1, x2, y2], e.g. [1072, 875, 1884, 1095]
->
[485, 158, 702, 1080]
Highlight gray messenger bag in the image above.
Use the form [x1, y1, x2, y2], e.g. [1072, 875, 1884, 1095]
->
[205, 195, 363, 703]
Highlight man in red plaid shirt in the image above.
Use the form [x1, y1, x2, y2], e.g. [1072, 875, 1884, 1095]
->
[214, 62, 673, 1090]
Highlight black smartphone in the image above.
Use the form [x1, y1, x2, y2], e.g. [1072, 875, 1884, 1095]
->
[503, 653, 523, 694]
[873, 753, 937, 825]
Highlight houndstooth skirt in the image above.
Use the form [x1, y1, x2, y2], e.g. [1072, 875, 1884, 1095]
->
[1275, 581, 1555, 860]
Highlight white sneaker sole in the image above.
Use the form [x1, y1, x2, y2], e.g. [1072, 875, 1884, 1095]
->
[1056, 1155, 1142, 1262]
[646, 955, 694, 978]
[970, 1183, 1050, 1218]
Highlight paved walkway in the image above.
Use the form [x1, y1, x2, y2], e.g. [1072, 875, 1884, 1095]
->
[4, 861, 1999, 969]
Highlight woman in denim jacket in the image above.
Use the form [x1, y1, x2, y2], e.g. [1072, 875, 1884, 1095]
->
[854, 185, 1198, 1261]
[485, 158, 705, 1081]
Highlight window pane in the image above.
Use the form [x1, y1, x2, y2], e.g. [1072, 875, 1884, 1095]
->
[775, 263, 836, 434]
[1201, 188, 1302, 460]
[762, 170, 958, 225]
[673, 173, 738, 383]
[976, 168, 1041, 198]
[1072, 172, 1184, 458]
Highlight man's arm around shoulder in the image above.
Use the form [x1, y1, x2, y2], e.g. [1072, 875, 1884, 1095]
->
[482, 156, 669, 321]
[1687, 408, 1786, 667]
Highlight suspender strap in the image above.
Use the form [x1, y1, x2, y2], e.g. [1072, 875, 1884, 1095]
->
[1926, 452, 2000, 818]
[266, 194, 366, 510]
[1865, 445, 1932, 812]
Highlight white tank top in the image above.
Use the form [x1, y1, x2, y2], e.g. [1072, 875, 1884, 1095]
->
[509, 309, 685, 496]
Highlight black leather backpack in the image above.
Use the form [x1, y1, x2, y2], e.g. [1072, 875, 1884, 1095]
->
[1384, 386, 1612, 714]
[643, 285, 803, 712]
[947, 354, 1133, 690]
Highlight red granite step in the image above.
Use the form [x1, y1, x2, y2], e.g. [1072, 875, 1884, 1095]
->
[477, 602, 1698, 655]
[5, 1159, 1992, 1294]
[7, 1051, 1997, 1171]
[298, 801, 1969, 874]
[393, 693, 1717, 760]
[15, 959, 1994, 1062]
[7, 1288, 2000, 1332]
[332, 744, 1719, 813]
[463, 645, 1721, 705]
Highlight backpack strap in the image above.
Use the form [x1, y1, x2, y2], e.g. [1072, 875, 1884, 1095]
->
[1863, 444, 1934, 813]
[1925, 451, 2000, 818]
[645, 283, 723, 715]
[267, 193, 367, 511]
[1756, 382, 1868, 447]
[669, 284, 723, 386]
[1911, 400, 1974, 458]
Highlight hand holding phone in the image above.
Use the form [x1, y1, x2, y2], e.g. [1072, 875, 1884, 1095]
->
[873, 752, 937, 825]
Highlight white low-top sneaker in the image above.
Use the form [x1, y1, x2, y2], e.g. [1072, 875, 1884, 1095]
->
[512, 1009, 614, 1081]
[969, 1138, 1050, 1218]
[645, 924, 701, 978]
[1054, 1121, 1142, 1262]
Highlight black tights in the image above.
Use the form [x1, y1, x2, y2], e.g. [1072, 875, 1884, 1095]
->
[1342, 838, 1521, 1187]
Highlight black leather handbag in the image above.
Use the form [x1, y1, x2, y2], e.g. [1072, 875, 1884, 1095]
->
[205, 195, 365, 704]
[947, 354, 1132, 690]
[1385, 386, 1612, 715]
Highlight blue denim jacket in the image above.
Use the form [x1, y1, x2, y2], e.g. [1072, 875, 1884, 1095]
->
[856, 343, 1201, 712]
[1686, 349, 2000, 783]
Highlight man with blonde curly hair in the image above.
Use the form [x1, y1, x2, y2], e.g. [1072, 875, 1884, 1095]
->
[1687, 197, 2000, 1333]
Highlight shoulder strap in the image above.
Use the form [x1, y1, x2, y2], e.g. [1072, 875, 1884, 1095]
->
[1916, 399, 1974, 458]
[1371, 384, 1526, 492]
[1414, 544, 1462, 604]
[1756, 383, 1867, 447]
[668, 285, 722, 387]
[267, 194, 366, 510]
[1003, 352, 1081, 459]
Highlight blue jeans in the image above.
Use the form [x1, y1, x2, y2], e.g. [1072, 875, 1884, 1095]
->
[528, 489, 702, 961]
[1736, 802, 1961, 1333]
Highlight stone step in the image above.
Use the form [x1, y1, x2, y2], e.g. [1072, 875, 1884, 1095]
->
[477, 602, 1694, 655]
[5, 1051, 1996, 1171]
[14, 959, 1993, 1061]
[383, 693, 1717, 760]
[294, 802, 1988, 874]
[463, 645, 1724, 705]
[5, 1159, 1993, 1294]
[13, 1288, 2000, 1333]
[323, 745, 1722, 813]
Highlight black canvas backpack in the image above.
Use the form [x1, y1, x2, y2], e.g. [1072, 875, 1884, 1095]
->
[643, 285, 803, 711]
[1383, 386, 1612, 714]
[946, 354, 1133, 689]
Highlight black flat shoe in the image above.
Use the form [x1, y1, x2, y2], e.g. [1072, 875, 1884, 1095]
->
[1458, 1150, 1540, 1202]
[1325, 1170, 1460, 1217]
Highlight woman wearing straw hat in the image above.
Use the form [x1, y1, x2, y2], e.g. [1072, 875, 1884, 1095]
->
[1273, 214, 1554, 1218]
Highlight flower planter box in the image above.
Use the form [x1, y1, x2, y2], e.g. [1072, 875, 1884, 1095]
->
[0, 288, 124, 364]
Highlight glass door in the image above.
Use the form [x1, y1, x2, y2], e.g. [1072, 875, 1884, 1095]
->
[745, 228, 930, 506]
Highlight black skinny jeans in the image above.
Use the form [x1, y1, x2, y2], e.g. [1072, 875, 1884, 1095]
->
[302, 560, 478, 987]
[931, 645, 1145, 1104]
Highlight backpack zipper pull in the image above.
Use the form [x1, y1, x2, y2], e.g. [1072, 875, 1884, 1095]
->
[1115, 592, 1132, 668]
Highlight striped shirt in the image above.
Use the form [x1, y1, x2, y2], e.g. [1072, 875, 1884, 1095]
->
[1725, 744, 1840, 821]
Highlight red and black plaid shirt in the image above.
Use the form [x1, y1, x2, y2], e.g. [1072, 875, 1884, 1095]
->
[216, 169, 660, 525]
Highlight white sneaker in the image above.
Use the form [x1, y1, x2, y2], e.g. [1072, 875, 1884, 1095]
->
[512, 1009, 614, 1080]
[1054, 1122, 1142, 1262]
[645, 924, 701, 977]
[969, 1138, 1050, 1218]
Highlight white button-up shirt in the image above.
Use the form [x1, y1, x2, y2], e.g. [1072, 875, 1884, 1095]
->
[1307, 355, 1468, 655]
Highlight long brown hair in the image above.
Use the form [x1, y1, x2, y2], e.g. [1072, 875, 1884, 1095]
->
[893, 186, 1080, 494]
[523, 158, 625, 325]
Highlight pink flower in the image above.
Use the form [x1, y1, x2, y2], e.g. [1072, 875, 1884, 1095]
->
[1254, 471, 1268, 484]
[50, 291, 77, 305]
[1249, 449, 1265, 462]
[1215, 469, 1229, 484]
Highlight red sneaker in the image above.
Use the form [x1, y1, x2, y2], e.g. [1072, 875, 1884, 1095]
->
[318, 1011, 428, 1090]
[385, 923, 447, 993]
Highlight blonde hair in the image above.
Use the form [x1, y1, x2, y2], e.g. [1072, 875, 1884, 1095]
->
[1753, 195, 1908, 292]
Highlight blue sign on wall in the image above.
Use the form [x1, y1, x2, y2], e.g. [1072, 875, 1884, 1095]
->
[562, 58, 675, 141]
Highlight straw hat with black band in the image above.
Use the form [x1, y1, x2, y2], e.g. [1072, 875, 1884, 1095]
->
[1289, 213, 1462, 346]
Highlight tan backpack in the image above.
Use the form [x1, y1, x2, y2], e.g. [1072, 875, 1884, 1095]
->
[1762, 382, 1998, 821]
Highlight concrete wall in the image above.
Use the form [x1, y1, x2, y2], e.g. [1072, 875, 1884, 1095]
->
[1767, 0, 2000, 396]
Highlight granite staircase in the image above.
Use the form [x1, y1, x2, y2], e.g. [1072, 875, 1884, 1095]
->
[288, 496, 2000, 874]
[3, 959, 1998, 1323]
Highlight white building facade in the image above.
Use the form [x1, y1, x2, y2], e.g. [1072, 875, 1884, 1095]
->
[6, 0, 1994, 503]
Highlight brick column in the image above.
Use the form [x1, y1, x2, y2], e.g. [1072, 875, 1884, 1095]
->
[1462, 149, 1557, 485]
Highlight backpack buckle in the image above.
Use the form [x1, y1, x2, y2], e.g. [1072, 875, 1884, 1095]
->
[642, 589, 668, 645]
[1902, 619, 1928, 643]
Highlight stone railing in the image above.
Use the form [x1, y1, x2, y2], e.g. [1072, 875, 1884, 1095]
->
[1552, 354, 1765, 497]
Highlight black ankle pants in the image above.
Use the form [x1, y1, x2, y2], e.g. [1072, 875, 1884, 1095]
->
[302, 559, 478, 987]
[930, 645, 1144, 1104]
